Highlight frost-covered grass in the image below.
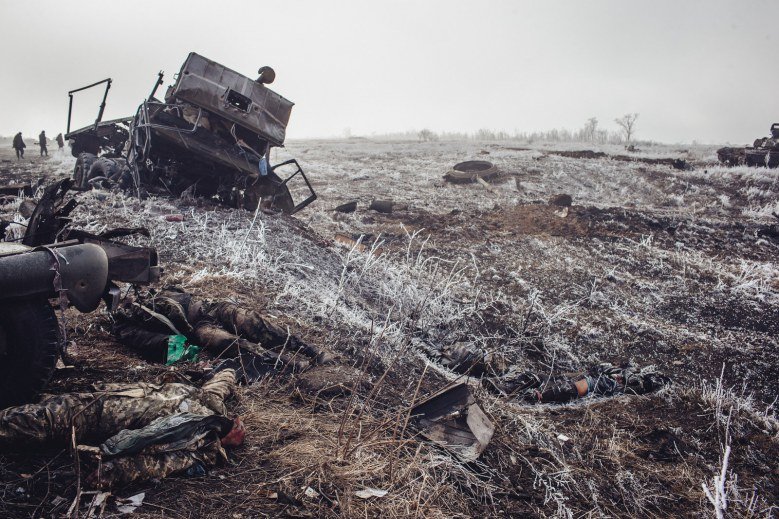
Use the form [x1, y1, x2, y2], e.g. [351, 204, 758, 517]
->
[4, 140, 778, 518]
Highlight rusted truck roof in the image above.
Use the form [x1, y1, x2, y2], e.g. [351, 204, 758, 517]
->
[165, 52, 294, 146]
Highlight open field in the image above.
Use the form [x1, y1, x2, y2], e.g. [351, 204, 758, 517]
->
[1, 139, 778, 517]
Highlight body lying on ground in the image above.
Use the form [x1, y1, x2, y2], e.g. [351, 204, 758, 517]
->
[0, 369, 241, 487]
[416, 337, 670, 403]
[487, 362, 671, 403]
[112, 287, 331, 379]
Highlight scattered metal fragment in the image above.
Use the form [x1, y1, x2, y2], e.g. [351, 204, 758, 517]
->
[334, 201, 358, 213]
[411, 383, 494, 461]
[368, 200, 395, 213]
[548, 193, 573, 207]
[443, 160, 500, 184]
[716, 147, 745, 167]
[0, 184, 32, 197]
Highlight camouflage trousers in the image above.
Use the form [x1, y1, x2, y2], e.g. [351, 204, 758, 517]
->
[0, 370, 237, 487]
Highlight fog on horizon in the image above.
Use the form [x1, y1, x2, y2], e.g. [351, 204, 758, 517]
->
[0, 0, 776, 145]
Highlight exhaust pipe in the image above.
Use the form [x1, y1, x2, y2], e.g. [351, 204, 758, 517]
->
[0, 243, 109, 312]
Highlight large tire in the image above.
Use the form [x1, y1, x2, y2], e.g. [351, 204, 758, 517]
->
[87, 157, 123, 184]
[444, 160, 500, 184]
[74, 152, 97, 188]
[0, 298, 60, 409]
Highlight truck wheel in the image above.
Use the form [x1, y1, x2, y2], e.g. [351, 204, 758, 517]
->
[74, 152, 97, 188]
[87, 158, 122, 184]
[0, 298, 60, 409]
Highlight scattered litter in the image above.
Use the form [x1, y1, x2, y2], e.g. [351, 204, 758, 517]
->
[185, 462, 207, 477]
[557, 434, 571, 442]
[85, 491, 111, 517]
[50, 495, 68, 507]
[165, 334, 200, 365]
[355, 487, 388, 499]
[303, 486, 320, 498]
[116, 492, 145, 514]
[476, 176, 498, 194]
[411, 382, 494, 461]
[164, 214, 184, 222]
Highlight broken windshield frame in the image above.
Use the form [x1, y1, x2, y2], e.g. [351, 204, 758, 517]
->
[66, 78, 112, 134]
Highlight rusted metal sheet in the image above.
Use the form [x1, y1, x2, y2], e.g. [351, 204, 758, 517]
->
[166, 53, 293, 147]
[65, 53, 316, 214]
[81, 238, 160, 284]
[411, 383, 494, 461]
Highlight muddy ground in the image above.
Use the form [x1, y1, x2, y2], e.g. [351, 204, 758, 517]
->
[0, 139, 778, 518]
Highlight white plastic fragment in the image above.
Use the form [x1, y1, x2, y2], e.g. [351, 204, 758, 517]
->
[355, 488, 389, 499]
[116, 492, 145, 514]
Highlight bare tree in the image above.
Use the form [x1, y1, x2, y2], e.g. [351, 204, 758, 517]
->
[581, 117, 598, 142]
[418, 128, 437, 142]
[614, 113, 639, 143]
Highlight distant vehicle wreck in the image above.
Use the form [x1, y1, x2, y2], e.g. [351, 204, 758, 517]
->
[65, 53, 317, 213]
[717, 123, 779, 168]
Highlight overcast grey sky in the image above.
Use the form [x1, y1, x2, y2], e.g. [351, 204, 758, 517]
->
[0, 0, 776, 144]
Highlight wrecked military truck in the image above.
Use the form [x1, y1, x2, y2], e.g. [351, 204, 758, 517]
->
[0, 179, 160, 409]
[65, 53, 316, 213]
[717, 123, 779, 168]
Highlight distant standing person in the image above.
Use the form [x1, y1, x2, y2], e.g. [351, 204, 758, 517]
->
[55, 132, 64, 152]
[38, 130, 48, 156]
[12, 132, 26, 159]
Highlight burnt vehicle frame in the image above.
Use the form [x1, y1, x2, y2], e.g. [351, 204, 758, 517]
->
[65, 53, 316, 213]
[0, 179, 160, 408]
[717, 123, 779, 169]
